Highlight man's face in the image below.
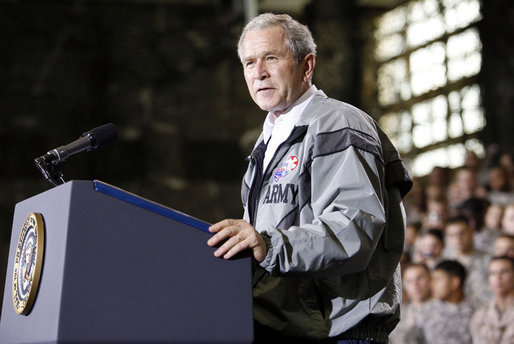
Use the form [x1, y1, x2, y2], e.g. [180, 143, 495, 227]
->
[489, 167, 507, 191]
[502, 206, 514, 234]
[456, 169, 476, 192]
[430, 269, 454, 301]
[494, 237, 514, 258]
[445, 221, 473, 254]
[405, 225, 418, 246]
[403, 266, 431, 302]
[488, 259, 514, 297]
[422, 234, 443, 259]
[241, 26, 310, 115]
[425, 200, 446, 228]
[484, 204, 503, 229]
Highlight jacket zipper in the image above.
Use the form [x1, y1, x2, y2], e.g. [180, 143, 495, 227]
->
[250, 143, 284, 225]
[248, 125, 308, 227]
[249, 133, 298, 227]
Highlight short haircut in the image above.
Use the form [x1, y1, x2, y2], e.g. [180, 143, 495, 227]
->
[237, 13, 317, 64]
[490, 255, 514, 270]
[446, 214, 470, 227]
[424, 228, 445, 244]
[403, 263, 431, 276]
[434, 260, 467, 289]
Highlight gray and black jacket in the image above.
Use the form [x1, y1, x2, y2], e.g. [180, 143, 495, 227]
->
[241, 90, 412, 341]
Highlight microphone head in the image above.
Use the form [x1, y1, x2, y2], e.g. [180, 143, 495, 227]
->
[87, 123, 118, 148]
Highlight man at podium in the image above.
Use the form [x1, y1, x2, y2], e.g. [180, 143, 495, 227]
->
[207, 13, 412, 344]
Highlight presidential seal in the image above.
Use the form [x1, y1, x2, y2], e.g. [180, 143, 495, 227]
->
[12, 212, 45, 315]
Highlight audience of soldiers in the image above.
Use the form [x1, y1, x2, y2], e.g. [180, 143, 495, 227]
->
[390, 148, 514, 343]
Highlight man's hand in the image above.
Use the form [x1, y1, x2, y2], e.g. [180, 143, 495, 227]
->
[207, 219, 267, 262]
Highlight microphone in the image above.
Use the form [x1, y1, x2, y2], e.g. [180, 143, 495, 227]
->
[34, 123, 118, 186]
[40, 123, 118, 165]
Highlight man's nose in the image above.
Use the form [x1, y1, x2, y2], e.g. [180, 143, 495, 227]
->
[253, 61, 269, 80]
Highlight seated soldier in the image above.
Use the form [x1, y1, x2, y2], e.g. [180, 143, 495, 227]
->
[416, 260, 474, 344]
[444, 215, 492, 307]
[389, 263, 431, 344]
[471, 256, 514, 344]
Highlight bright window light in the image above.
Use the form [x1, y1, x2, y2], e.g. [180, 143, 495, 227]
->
[374, 0, 485, 176]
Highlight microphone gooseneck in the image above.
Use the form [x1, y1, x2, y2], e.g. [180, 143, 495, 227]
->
[34, 123, 118, 187]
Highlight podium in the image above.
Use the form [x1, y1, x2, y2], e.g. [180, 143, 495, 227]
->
[0, 180, 253, 344]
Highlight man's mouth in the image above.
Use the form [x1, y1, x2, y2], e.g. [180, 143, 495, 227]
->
[257, 87, 274, 93]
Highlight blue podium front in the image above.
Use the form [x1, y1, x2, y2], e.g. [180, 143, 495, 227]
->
[0, 180, 253, 344]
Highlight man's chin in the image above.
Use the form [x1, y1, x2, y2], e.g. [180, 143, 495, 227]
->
[257, 102, 279, 113]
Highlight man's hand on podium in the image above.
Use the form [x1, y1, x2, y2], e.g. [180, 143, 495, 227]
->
[207, 219, 267, 262]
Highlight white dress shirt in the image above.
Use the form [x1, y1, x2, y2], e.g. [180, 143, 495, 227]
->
[262, 85, 318, 171]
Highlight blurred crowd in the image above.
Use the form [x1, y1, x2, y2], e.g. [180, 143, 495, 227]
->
[390, 146, 514, 344]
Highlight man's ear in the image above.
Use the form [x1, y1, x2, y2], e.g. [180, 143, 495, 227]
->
[303, 53, 316, 82]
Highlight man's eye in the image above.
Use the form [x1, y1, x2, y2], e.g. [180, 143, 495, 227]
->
[245, 61, 254, 68]
[266, 56, 277, 61]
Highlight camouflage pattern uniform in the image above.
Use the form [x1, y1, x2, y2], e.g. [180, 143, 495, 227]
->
[444, 249, 492, 308]
[388, 302, 426, 344]
[474, 226, 500, 255]
[471, 300, 514, 344]
[417, 299, 474, 344]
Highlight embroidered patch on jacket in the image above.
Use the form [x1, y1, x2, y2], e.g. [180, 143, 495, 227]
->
[274, 156, 299, 182]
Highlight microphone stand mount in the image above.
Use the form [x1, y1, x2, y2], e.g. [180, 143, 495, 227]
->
[34, 154, 66, 187]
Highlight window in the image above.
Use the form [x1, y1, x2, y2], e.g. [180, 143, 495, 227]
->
[374, 0, 484, 176]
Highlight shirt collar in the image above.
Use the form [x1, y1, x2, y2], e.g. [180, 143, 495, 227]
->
[262, 85, 318, 143]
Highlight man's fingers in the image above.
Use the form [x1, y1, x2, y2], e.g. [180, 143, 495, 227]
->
[207, 220, 240, 247]
[219, 231, 258, 260]
[223, 238, 250, 259]
[208, 219, 233, 233]
[214, 234, 244, 258]
[206, 218, 267, 261]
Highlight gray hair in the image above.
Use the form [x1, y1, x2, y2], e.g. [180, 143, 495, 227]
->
[237, 13, 317, 64]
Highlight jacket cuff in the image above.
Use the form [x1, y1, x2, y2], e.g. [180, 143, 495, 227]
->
[259, 232, 274, 270]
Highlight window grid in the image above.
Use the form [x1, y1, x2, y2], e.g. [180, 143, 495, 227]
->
[374, 0, 485, 176]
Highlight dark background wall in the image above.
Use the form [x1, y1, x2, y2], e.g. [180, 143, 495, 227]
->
[0, 0, 512, 307]
[0, 0, 367, 300]
[479, 0, 514, 150]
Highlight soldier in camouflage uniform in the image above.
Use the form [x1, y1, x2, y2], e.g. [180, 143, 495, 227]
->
[389, 263, 431, 344]
[417, 260, 474, 344]
[471, 256, 514, 344]
[443, 215, 492, 308]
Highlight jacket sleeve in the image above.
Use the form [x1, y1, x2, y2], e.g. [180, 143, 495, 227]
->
[259, 129, 395, 278]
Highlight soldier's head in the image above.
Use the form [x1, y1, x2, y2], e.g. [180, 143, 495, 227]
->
[488, 256, 514, 298]
[502, 203, 514, 235]
[403, 263, 431, 304]
[431, 260, 467, 303]
[495, 234, 514, 258]
[445, 215, 474, 254]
